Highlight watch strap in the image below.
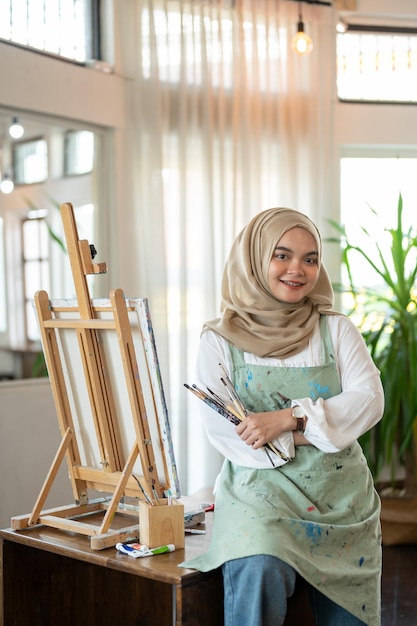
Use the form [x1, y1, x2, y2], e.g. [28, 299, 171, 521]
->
[293, 417, 305, 434]
[291, 406, 306, 434]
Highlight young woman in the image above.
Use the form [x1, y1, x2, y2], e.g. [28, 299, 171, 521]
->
[181, 208, 383, 626]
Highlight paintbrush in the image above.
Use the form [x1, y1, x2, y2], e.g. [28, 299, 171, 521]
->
[218, 364, 291, 463]
[184, 383, 240, 425]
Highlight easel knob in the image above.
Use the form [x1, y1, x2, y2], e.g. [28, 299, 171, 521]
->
[79, 239, 108, 275]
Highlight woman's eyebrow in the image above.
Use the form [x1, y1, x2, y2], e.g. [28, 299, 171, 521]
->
[274, 245, 318, 256]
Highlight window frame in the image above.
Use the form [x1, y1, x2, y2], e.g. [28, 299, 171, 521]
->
[337, 24, 417, 104]
[0, 0, 102, 65]
[21, 213, 51, 344]
[13, 137, 49, 185]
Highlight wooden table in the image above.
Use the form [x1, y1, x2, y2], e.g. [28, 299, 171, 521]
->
[0, 494, 223, 626]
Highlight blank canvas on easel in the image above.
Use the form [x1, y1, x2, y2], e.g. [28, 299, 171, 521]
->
[49, 296, 179, 495]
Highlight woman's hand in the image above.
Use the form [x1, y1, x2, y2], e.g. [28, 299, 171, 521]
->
[235, 408, 294, 450]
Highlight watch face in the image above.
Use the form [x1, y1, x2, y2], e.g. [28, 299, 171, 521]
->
[292, 406, 305, 418]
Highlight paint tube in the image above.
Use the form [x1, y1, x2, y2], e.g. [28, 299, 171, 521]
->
[116, 542, 175, 558]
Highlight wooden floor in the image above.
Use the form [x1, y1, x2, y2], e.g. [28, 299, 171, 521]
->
[382, 544, 417, 625]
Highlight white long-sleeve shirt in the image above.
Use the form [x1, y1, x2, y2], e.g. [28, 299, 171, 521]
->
[194, 314, 384, 469]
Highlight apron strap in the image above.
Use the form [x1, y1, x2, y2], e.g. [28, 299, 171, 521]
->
[319, 315, 336, 363]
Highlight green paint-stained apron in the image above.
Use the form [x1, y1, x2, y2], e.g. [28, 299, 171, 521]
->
[182, 317, 381, 625]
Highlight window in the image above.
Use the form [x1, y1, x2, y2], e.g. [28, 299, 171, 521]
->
[21, 213, 50, 342]
[64, 130, 95, 175]
[20, 203, 95, 345]
[339, 155, 417, 317]
[337, 29, 417, 102]
[0, 0, 100, 63]
[0, 107, 101, 376]
[13, 139, 48, 184]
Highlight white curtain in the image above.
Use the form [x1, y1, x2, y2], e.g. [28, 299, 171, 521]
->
[118, 0, 336, 494]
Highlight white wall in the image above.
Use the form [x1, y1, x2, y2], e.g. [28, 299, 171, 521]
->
[0, 378, 73, 529]
[335, 103, 417, 148]
[0, 40, 125, 127]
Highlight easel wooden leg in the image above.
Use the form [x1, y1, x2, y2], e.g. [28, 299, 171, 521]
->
[28, 427, 74, 526]
[98, 442, 141, 534]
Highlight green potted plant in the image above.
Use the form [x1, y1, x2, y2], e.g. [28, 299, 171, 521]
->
[329, 194, 417, 544]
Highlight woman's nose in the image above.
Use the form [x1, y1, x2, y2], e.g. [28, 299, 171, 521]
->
[288, 259, 303, 274]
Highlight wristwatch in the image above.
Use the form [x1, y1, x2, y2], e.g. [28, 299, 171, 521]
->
[291, 406, 306, 434]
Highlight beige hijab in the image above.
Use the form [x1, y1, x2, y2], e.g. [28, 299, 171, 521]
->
[204, 207, 338, 358]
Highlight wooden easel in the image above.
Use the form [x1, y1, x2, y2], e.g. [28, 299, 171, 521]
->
[11, 202, 178, 549]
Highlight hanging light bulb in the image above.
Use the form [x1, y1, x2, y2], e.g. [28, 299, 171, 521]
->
[9, 116, 24, 139]
[0, 173, 14, 194]
[336, 19, 347, 34]
[291, 2, 313, 56]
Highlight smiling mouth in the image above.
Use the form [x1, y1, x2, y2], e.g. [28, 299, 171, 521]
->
[282, 280, 304, 287]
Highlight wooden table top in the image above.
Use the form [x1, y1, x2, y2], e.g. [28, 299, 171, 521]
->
[0, 489, 216, 587]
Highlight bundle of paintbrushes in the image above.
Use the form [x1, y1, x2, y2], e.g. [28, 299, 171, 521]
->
[184, 364, 291, 464]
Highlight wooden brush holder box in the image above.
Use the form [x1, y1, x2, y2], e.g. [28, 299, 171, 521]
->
[139, 499, 185, 549]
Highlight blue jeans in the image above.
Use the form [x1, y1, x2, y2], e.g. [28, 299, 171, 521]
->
[222, 555, 367, 626]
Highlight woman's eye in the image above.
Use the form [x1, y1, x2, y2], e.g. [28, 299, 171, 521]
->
[305, 257, 318, 265]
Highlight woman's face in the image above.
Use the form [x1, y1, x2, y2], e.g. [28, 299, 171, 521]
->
[268, 227, 320, 303]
